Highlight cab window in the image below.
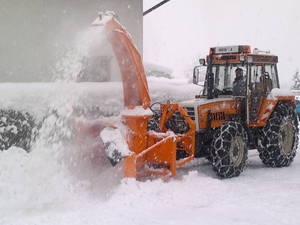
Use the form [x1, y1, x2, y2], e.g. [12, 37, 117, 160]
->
[250, 64, 276, 93]
[264, 64, 279, 88]
[212, 64, 246, 95]
[251, 65, 263, 83]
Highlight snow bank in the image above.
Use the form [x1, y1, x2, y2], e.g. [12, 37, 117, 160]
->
[0, 145, 90, 219]
[148, 77, 202, 104]
[3, 152, 300, 225]
[0, 82, 124, 120]
[0, 78, 200, 121]
[144, 62, 173, 79]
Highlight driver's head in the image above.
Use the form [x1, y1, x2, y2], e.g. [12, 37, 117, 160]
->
[235, 67, 243, 77]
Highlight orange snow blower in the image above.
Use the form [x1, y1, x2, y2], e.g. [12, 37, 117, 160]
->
[88, 13, 196, 178]
[88, 12, 298, 179]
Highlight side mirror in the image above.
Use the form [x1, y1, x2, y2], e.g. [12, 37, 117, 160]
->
[199, 58, 206, 66]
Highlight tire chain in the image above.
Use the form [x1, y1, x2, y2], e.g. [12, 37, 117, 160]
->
[211, 121, 248, 178]
[258, 103, 299, 167]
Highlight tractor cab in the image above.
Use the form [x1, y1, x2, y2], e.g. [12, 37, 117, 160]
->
[193, 45, 280, 123]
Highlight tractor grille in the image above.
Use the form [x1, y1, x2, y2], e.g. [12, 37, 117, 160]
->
[211, 112, 225, 121]
[183, 107, 195, 120]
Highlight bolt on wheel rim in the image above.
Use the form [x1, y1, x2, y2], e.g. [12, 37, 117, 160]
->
[230, 136, 245, 167]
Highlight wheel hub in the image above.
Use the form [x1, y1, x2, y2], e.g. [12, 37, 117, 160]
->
[230, 136, 245, 167]
[279, 118, 294, 155]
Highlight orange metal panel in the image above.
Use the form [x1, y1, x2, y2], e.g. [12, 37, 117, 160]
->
[249, 97, 295, 127]
[249, 99, 277, 127]
[122, 114, 152, 154]
[212, 53, 241, 64]
[276, 96, 295, 101]
[159, 104, 195, 156]
[124, 155, 138, 178]
[123, 104, 197, 178]
[197, 101, 237, 129]
[124, 135, 177, 178]
[145, 135, 177, 176]
[102, 16, 151, 109]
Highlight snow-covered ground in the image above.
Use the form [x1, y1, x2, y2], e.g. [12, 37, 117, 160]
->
[1, 79, 300, 225]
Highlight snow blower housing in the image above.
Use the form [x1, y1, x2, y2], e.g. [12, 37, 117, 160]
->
[94, 14, 298, 179]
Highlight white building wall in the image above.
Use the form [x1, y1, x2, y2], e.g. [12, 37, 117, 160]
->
[0, 0, 143, 82]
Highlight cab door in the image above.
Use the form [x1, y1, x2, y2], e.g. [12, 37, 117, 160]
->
[247, 64, 276, 123]
[248, 65, 265, 123]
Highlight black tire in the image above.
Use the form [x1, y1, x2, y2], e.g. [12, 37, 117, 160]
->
[258, 103, 298, 167]
[211, 121, 248, 178]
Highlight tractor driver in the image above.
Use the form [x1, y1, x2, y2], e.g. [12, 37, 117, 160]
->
[232, 67, 246, 96]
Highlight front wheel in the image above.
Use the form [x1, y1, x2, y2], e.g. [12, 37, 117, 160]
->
[210, 121, 248, 178]
[258, 103, 298, 167]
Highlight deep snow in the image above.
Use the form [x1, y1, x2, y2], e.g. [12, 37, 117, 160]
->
[0, 79, 299, 225]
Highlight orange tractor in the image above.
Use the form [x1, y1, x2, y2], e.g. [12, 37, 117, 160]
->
[92, 13, 298, 179]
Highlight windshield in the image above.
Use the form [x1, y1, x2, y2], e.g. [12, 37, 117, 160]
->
[203, 64, 246, 95]
[202, 63, 279, 96]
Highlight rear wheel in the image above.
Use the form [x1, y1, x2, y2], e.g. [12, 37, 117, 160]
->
[258, 103, 298, 167]
[211, 121, 248, 178]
